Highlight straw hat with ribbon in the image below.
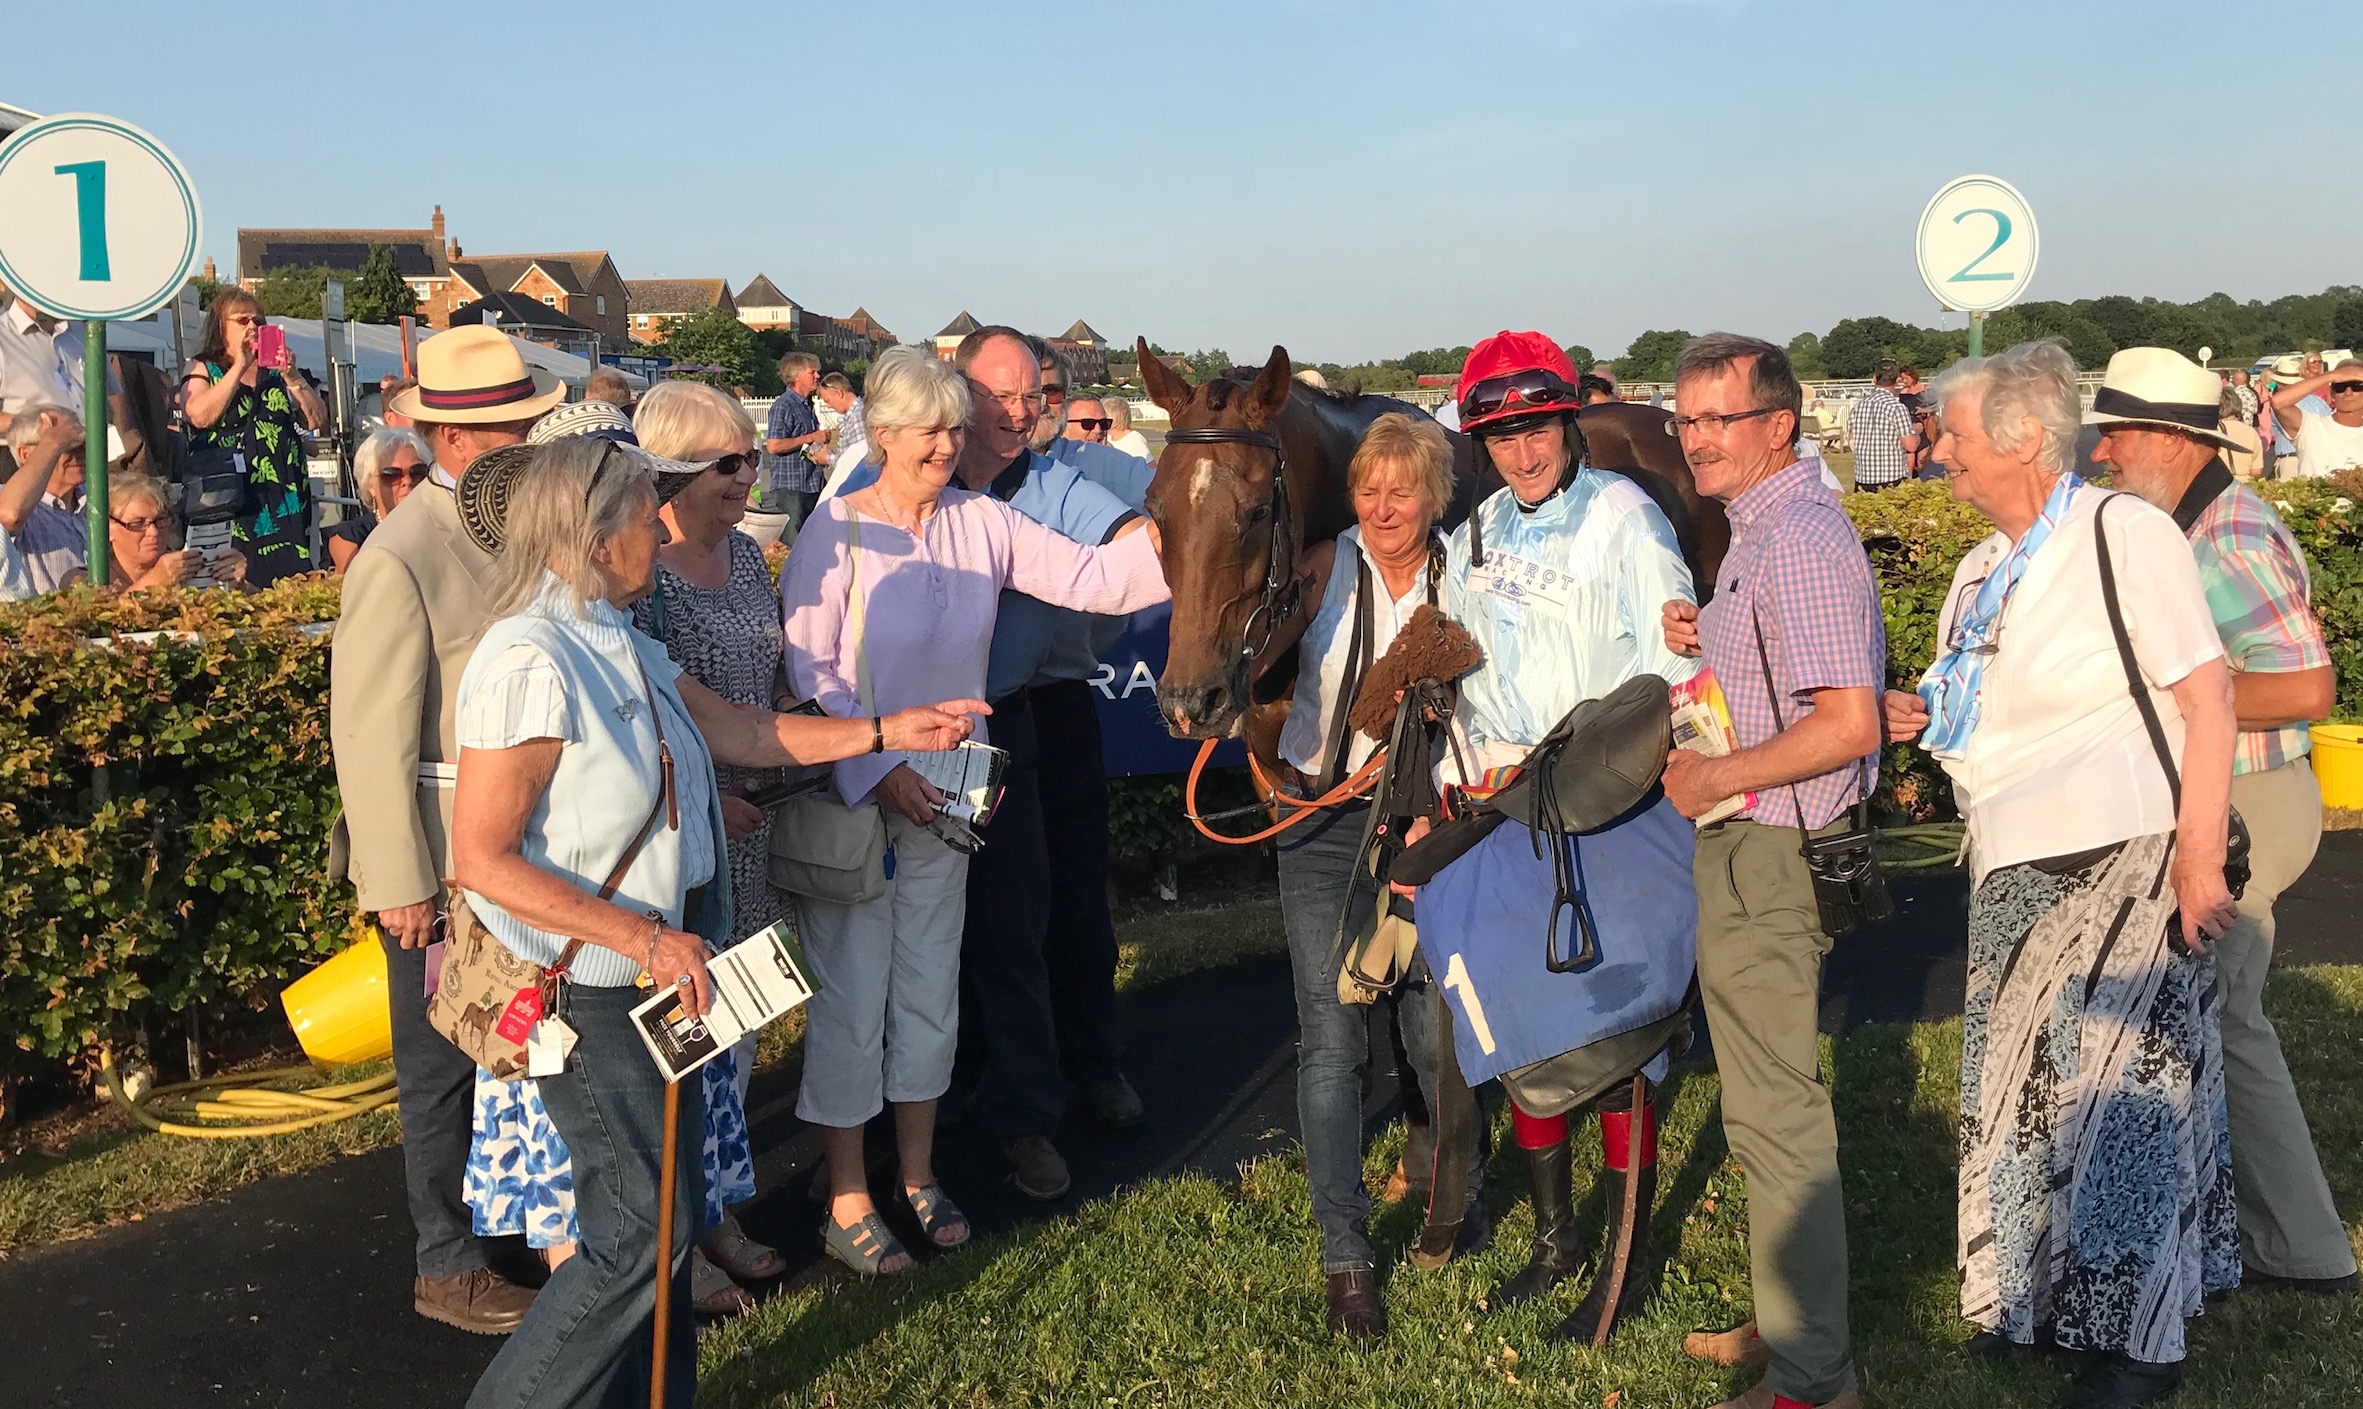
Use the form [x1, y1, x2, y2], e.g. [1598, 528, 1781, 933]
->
[2082, 347, 2244, 451]
[456, 439, 717, 556]
[391, 326, 567, 425]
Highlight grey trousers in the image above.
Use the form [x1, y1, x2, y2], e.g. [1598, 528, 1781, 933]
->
[1695, 820, 1855, 1404]
[2223, 757, 2356, 1280]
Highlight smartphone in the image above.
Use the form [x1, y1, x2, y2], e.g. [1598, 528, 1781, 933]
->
[256, 324, 287, 369]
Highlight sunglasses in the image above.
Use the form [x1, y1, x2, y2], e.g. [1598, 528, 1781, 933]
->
[2332, 381, 2363, 395]
[379, 461, 429, 484]
[710, 449, 762, 476]
[1042, 386, 1067, 405]
[1068, 418, 1112, 432]
[1461, 369, 1580, 421]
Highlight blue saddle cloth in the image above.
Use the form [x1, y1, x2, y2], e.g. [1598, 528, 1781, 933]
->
[1414, 794, 1697, 1086]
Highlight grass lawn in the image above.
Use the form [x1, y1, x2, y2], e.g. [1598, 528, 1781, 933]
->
[0, 895, 1288, 1258]
[696, 965, 2363, 1409]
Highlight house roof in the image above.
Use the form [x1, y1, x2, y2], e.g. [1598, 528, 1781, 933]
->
[624, 278, 735, 315]
[737, 274, 795, 310]
[450, 292, 594, 334]
[237, 226, 448, 281]
[848, 307, 894, 341]
[935, 310, 981, 340]
[1059, 319, 1104, 345]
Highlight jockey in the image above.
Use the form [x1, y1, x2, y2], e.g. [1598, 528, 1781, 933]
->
[1415, 330, 1701, 1347]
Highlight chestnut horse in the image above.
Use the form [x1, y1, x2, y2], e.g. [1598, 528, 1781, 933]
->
[1138, 338, 1727, 781]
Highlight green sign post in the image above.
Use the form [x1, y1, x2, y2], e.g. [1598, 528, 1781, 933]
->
[0, 113, 203, 587]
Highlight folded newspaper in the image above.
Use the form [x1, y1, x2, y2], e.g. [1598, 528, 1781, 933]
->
[902, 739, 1010, 825]
[630, 920, 818, 1082]
[1668, 669, 1756, 828]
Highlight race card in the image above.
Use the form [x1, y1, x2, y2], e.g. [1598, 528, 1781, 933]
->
[630, 919, 819, 1082]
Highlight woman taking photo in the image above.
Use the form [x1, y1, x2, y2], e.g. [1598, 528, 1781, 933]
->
[325, 428, 433, 572]
[778, 345, 1169, 1276]
[451, 436, 982, 1408]
[1269, 411, 1484, 1340]
[1888, 341, 2239, 1409]
[179, 289, 328, 584]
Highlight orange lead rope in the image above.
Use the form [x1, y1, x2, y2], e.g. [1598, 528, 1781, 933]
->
[1183, 736, 1388, 845]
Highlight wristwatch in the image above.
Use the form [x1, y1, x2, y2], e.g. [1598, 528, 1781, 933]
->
[869, 716, 884, 754]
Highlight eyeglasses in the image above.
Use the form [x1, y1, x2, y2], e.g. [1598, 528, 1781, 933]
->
[1068, 418, 1112, 432]
[110, 514, 165, 534]
[2331, 381, 2363, 395]
[710, 449, 762, 476]
[1664, 407, 1782, 437]
[1461, 369, 1579, 422]
[1042, 386, 1067, 405]
[973, 384, 1049, 414]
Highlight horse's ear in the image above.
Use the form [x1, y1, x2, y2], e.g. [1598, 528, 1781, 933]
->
[1137, 336, 1192, 418]
[1243, 345, 1292, 430]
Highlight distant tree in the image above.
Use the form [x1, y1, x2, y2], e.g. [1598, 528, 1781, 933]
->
[1614, 329, 1692, 384]
[1786, 332, 1827, 381]
[254, 266, 333, 320]
[1816, 317, 1919, 379]
[656, 308, 760, 389]
[1398, 346, 1472, 379]
[345, 244, 418, 325]
[2334, 298, 2363, 354]
[1181, 349, 1234, 386]
[1562, 345, 1596, 376]
[192, 276, 226, 310]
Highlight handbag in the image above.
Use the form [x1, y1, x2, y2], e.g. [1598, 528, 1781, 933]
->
[2094, 495, 2253, 902]
[180, 444, 252, 526]
[426, 663, 678, 1079]
[769, 508, 889, 904]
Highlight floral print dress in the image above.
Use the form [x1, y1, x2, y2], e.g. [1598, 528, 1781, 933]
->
[189, 363, 315, 584]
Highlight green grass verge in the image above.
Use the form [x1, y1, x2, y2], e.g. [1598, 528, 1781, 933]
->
[696, 966, 2363, 1408]
[0, 896, 1287, 1258]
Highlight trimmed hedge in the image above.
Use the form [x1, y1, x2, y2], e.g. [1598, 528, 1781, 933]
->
[6, 475, 2358, 1084]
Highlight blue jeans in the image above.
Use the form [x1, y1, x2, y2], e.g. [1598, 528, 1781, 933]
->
[1276, 800, 1472, 1273]
[468, 984, 703, 1409]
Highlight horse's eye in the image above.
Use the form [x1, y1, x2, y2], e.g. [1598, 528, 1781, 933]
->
[1242, 502, 1271, 525]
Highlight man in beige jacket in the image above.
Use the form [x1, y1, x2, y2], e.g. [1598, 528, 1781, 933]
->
[331, 327, 563, 1334]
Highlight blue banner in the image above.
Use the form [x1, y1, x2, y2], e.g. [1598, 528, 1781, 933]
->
[1090, 602, 1246, 777]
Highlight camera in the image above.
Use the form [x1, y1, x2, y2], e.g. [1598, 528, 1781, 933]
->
[1799, 825, 1894, 941]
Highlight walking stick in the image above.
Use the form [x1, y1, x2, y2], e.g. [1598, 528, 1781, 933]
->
[649, 1075, 682, 1409]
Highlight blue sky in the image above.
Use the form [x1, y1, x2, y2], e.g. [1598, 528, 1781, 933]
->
[6, 1, 2354, 364]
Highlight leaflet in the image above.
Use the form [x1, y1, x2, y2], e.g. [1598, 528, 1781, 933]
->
[902, 740, 1010, 825]
[1668, 668, 1756, 828]
[629, 920, 819, 1082]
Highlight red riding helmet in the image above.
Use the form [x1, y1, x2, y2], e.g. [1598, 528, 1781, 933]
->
[1455, 331, 1583, 435]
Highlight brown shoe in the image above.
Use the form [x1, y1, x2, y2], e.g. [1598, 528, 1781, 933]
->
[413, 1267, 536, 1335]
[1002, 1135, 1072, 1201]
[1686, 1320, 1773, 1368]
[1326, 1268, 1387, 1340]
[1709, 1386, 1860, 1409]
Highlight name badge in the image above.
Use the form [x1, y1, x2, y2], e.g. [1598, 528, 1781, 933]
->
[1467, 551, 1573, 610]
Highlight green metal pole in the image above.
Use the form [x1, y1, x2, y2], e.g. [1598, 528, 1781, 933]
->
[83, 320, 109, 587]
[1965, 310, 1985, 360]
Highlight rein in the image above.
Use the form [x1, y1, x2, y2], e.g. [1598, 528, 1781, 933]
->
[1184, 735, 1384, 845]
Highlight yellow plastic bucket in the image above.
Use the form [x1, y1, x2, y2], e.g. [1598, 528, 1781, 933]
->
[2309, 725, 2363, 811]
[282, 936, 394, 1067]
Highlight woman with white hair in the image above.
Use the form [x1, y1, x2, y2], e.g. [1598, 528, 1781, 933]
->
[326, 427, 434, 572]
[1887, 341, 2240, 1409]
[1103, 396, 1151, 461]
[778, 345, 1170, 1275]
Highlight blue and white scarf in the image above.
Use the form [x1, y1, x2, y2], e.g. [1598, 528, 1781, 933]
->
[1917, 473, 2082, 760]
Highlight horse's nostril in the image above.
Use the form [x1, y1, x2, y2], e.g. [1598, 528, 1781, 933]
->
[1199, 685, 1229, 720]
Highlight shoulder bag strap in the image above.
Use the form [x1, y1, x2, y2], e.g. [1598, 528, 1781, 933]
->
[2094, 493, 2182, 810]
[846, 508, 875, 717]
[1315, 540, 1374, 796]
[1749, 608, 1818, 844]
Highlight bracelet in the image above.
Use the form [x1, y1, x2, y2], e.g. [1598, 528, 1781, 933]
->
[643, 912, 663, 976]
[869, 716, 884, 754]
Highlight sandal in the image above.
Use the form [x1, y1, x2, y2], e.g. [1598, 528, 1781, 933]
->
[702, 1213, 787, 1281]
[690, 1247, 755, 1316]
[820, 1209, 913, 1276]
[905, 1181, 972, 1249]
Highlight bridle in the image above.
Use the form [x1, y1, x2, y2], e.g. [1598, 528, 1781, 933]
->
[1163, 423, 1303, 665]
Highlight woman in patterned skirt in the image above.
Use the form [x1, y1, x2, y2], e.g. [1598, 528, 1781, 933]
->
[179, 289, 327, 584]
[1888, 341, 2242, 1409]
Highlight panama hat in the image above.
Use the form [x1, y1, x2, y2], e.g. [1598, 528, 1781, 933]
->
[456, 439, 719, 556]
[2082, 348, 2243, 450]
[391, 326, 566, 425]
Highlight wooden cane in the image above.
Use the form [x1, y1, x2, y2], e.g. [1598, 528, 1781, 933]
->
[649, 1076, 682, 1409]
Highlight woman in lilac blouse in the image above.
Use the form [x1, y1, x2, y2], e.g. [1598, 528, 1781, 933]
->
[779, 347, 1168, 1275]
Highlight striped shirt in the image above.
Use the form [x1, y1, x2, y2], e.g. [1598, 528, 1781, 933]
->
[2185, 473, 2329, 775]
[1846, 388, 1913, 487]
[1697, 458, 1887, 829]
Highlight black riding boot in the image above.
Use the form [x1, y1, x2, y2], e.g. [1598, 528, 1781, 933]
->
[1489, 1134, 1582, 1308]
[1549, 1087, 1659, 1346]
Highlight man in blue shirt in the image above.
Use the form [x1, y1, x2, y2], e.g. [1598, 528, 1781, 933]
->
[761, 352, 827, 531]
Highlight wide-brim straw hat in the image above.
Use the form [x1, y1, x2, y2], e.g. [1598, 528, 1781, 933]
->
[456, 440, 717, 556]
[2082, 347, 2244, 451]
[391, 326, 567, 425]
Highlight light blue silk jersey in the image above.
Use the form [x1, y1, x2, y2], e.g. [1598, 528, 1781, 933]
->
[1443, 469, 1700, 761]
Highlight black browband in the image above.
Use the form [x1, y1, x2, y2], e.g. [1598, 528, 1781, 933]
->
[1162, 424, 1300, 664]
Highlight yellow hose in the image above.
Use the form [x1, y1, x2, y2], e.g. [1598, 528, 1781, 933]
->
[101, 1049, 400, 1139]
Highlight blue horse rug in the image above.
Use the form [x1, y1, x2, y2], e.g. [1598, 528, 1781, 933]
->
[1415, 793, 1697, 1087]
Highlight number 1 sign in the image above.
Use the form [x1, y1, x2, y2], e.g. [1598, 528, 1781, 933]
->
[0, 114, 202, 323]
[1914, 174, 2038, 316]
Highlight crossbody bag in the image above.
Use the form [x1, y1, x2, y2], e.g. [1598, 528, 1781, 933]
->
[769, 509, 891, 904]
[428, 663, 678, 1080]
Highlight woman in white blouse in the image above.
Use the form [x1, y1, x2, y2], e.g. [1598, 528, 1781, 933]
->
[1885, 341, 2239, 1409]
[448, 437, 981, 1409]
[1269, 412, 1481, 1340]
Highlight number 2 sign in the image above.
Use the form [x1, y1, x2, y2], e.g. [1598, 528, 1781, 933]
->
[1914, 175, 2038, 315]
[0, 114, 202, 323]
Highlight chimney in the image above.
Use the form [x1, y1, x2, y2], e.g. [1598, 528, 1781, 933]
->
[431, 204, 446, 241]
[201, 255, 217, 281]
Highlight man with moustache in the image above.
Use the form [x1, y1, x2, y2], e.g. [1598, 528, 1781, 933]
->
[1659, 333, 1882, 1409]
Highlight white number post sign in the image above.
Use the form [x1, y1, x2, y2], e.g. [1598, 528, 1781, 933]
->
[1914, 174, 2039, 316]
[0, 113, 204, 322]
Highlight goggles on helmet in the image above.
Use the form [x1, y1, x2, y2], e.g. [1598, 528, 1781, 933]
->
[1460, 367, 1581, 425]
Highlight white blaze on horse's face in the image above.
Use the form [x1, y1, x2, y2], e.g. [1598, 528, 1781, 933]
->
[1187, 457, 1221, 508]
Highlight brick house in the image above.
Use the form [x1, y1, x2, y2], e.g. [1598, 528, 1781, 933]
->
[625, 279, 737, 345]
[1047, 318, 1110, 383]
[736, 274, 799, 334]
[932, 311, 981, 361]
[446, 252, 631, 345]
[236, 205, 463, 323]
[449, 291, 597, 349]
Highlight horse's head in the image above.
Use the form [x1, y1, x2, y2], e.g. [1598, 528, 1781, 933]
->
[1139, 338, 1297, 739]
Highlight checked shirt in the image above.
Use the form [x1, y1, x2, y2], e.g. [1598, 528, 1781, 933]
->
[1696, 458, 1888, 829]
[1846, 387, 1913, 487]
[763, 391, 824, 495]
[2186, 474, 2329, 775]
